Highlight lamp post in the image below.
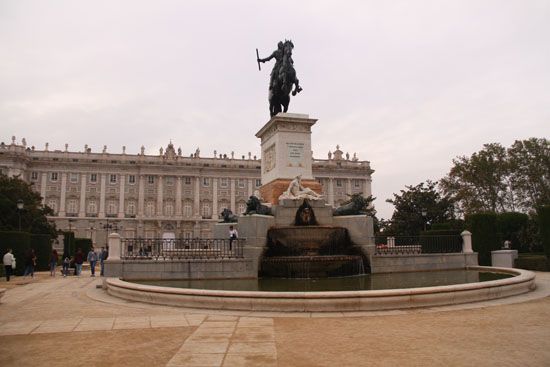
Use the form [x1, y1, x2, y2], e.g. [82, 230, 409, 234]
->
[16, 199, 24, 231]
[421, 208, 428, 232]
[100, 220, 120, 247]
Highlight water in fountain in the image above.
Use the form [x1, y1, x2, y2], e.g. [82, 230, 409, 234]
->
[260, 226, 367, 278]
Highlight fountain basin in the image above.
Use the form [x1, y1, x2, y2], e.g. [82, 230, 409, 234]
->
[104, 266, 536, 312]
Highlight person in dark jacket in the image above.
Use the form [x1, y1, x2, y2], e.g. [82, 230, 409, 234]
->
[49, 249, 58, 277]
[23, 249, 37, 278]
[74, 248, 84, 276]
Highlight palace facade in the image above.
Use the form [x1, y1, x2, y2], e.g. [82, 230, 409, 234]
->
[0, 137, 373, 247]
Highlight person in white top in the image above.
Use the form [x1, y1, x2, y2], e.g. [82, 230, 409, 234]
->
[3, 249, 15, 281]
[228, 225, 238, 251]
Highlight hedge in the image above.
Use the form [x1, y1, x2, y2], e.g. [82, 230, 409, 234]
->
[0, 231, 31, 276]
[496, 212, 529, 253]
[466, 213, 499, 266]
[31, 234, 53, 271]
[538, 206, 550, 260]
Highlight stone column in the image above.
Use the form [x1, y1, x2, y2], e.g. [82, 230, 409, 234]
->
[40, 172, 47, 205]
[99, 173, 106, 218]
[212, 178, 218, 220]
[79, 173, 86, 217]
[193, 176, 200, 217]
[230, 178, 236, 212]
[364, 178, 372, 197]
[59, 172, 67, 217]
[175, 176, 182, 217]
[137, 175, 145, 217]
[461, 230, 473, 253]
[118, 174, 125, 218]
[247, 178, 253, 198]
[156, 175, 163, 217]
[328, 178, 335, 207]
[107, 233, 121, 260]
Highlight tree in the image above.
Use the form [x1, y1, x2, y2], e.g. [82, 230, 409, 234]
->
[440, 143, 512, 214]
[508, 138, 550, 210]
[0, 174, 57, 237]
[385, 181, 456, 236]
[440, 138, 549, 214]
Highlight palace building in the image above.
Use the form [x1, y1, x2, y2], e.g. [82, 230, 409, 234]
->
[0, 136, 374, 247]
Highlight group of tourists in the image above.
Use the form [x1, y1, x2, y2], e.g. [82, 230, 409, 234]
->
[2, 246, 109, 281]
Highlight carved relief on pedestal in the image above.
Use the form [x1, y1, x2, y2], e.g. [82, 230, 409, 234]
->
[263, 143, 276, 173]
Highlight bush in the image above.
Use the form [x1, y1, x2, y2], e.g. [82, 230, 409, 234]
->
[31, 234, 53, 271]
[516, 253, 549, 272]
[0, 231, 31, 276]
[496, 212, 529, 252]
[74, 238, 93, 258]
[62, 231, 75, 258]
[466, 213, 499, 266]
[538, 206, 550, 260]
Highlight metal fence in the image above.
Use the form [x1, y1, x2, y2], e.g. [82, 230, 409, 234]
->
[121, 238, 245, 260]
[373, 235, 463, 255]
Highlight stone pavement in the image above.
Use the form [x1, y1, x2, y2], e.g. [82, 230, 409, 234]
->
[1, 271, 550, 366]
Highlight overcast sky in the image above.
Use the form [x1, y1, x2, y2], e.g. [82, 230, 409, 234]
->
[1, 0, 549, 219]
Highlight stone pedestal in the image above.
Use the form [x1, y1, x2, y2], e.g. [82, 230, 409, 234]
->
[272, 199, 333, 226]
[237, 214, 275, 273]
[256, 113, 321, 204]
[491, 250, 518, 268]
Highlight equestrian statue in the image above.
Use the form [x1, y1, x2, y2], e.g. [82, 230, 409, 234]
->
[257, 40, 303, 117]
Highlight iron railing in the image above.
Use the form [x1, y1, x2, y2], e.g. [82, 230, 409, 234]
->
[121, 238, 245, 260]
[373, 235, 463, 255]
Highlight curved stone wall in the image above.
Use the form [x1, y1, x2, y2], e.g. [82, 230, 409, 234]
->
[105, 266, 536, 312]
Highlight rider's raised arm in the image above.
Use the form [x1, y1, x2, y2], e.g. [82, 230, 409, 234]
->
[258, 51, 276, 63]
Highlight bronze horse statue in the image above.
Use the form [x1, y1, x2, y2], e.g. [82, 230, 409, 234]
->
[258, 40, 303, 117]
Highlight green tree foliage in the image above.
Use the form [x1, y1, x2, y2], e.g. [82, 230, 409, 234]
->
[538, 206, 550, 260]
[385, 181, 456, 236]
[508, 138, 550, 210]
[466, 213, 499, 266]
[0, 173, 57, 237]
[441, 138, 549, 214]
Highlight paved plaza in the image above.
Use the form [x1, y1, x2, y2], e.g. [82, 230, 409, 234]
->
[1, 271, 550, 367]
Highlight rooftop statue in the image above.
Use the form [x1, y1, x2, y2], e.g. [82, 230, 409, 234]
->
[257, 40, 303, 117]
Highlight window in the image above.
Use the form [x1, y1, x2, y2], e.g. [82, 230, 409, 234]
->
[90, 173, 97, 183]
[148, 175, 155, 184]
[184, 231, 192, 239]
[184, 177, 191, 185]
[126, 201, 136, 215]
[336, 179, 342, 187]
[237, 202, 246, 214]
[164, 202, 174, 216]
[166, 177, 174, 186]
[107, 200, 117, 215]
[31, 172, 38, 181]
[128, 175, 136, 184]
[70, 173, 78, 183]
[87, 200, 97, 214]
[47, 199, 58, 214]
[238, 179, 245, 188]
[201, 202, 211, 218]
[183, 202, 192, 217]
[354, 179, 360, 188]
[50, 172, 58, 182]
[220, 178, 228, 188]
[109, 174, 117, 184]
[67, 199, 78, 214]
[202, 177, 209, 187]
[255, 179, 261, 187]
[145, 201, 155, 217]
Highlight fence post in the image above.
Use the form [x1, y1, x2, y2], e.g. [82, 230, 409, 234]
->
[108, 233, 121, 260]
[461, 230, 473, 253]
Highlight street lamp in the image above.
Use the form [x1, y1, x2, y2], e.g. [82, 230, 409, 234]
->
[421, 208, 428, 232]
[100, 220, 120, 246]
[16, 199, 24, 231]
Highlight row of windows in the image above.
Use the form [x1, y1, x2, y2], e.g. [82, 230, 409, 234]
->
[32, 172, 263, 188]
[46, 199, 247, 218]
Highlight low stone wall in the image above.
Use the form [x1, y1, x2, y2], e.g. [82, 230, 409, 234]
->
[104, 266, 536, 312]
[104, 259, 255, 280]
[371, 253, 479, 274]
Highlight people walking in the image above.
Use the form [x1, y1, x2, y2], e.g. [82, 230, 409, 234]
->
[87, 247, 98, 277]
[99, 247, 108, 276]
[62, 256, 70, 277]
[228, 225, 238, 251]
[3, 249, 15, 281]
[49, 249, 58, 277]
[74, 248, 84, 276]
[23, 249, 37, 278]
